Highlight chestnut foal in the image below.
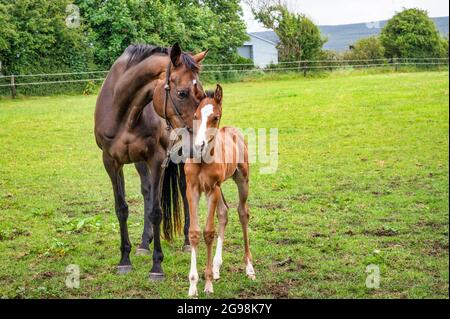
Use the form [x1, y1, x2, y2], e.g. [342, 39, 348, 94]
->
[184, 85, 255, 297]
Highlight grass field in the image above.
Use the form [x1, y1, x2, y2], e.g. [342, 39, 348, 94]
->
[0, 71, 448, 299]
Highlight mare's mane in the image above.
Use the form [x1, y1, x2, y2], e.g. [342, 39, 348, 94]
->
[125, 44, 199, 72]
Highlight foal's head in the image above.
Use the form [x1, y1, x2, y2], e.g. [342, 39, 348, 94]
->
[193, 84, 223, 155]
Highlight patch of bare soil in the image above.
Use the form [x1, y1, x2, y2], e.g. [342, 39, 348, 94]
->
[127, 198, 141, 205]
[238, 278, 301, 299]
[34, 271, 57, 280]
[255, 202, 285, 211]
[223, 243, 241, 253]
[275, 257, 293, 267]
[60, 200, 109, 216]
[426, 240, 449, 256]
[416, 220, 446, 230]
[269, 257, 306, 273]
[364, 228, 398, 237]
[296, 194, 312, 203]
[0, 229, 31, 241]
[275, 238, 302, 245]
[310, 232, 327, 238]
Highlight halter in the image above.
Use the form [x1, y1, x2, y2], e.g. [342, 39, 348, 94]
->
[161, 62, 195, 168]
[163, 62, 193, 133]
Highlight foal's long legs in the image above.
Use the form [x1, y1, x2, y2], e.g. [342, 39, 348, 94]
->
[204, 187, 220, 294]
[135, 162, 153, 255]
[213, 192, 228, 280]
[234, 169, 256, 280]
[103, 152, 132, 274]
[187, 180, 201, 297]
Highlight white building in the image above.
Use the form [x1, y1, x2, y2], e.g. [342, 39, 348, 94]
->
[237, 32, 279, 68]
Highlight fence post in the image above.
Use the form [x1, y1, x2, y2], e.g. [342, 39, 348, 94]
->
[10, 75, 16, 99]
[303, 61, 308, 77]
[394, 58, 398, 72]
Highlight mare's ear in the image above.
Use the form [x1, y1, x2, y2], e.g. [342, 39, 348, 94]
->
[193, 81, 205, 101]
[214, 84, 223, 104]
[193, 49, 209, 64]
[170, 42, 182, 67]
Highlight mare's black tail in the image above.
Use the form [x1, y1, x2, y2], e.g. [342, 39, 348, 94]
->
[161, 161, 183, 241]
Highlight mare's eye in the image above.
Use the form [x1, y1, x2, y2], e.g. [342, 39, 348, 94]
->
[177, 90, 189, 99]
[212, 116, 220, 123]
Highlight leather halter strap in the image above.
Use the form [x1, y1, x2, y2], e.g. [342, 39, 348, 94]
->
[163, 63, 193, 133]
[161, 62, 196, 168]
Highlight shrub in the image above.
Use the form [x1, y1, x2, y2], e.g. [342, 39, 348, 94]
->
[344, 36, 385, 63]
[380, 8, 447, 58]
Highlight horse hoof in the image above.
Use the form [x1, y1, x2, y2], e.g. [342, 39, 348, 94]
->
[183, 245, 192, 253]
[117, 265, 132, 275]
[149, 272, 165, 282]
[188, 287, 198, 298]
[204, 282, 214, 294]
[248, 274, 256, 281]
[136, 248, 151, 256]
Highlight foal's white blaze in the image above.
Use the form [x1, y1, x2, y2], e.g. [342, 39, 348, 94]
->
[213, 237, 223, 280]
[195, 104, 214, 148]
[188, 248, 199, 297]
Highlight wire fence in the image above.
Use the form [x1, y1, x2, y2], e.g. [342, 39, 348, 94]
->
[1, 57, 448, 97]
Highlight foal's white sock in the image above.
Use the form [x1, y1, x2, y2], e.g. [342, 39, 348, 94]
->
[188, 248, 199, 297]
[213, 237, 223, 279]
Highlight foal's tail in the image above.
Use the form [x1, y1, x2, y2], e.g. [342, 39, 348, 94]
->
[161, 161, 183, 241]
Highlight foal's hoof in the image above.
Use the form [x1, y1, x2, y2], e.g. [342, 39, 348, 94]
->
[117, 265, 132, 275]
[149, 272, 165, 282]
[188, 286, 198, 298]
[183, 245, 192, 253]
[204, 282, 214, 294]
[136, 248, 151, 256]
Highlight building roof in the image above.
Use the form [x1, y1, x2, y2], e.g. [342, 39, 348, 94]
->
[246, 32, 278, 46]
[248, 31, 280, 45]
[248, 16, 449, 52]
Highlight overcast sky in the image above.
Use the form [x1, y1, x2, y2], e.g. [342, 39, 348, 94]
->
[242, 0, 449, 31]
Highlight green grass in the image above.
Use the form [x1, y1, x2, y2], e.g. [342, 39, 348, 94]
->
[0, 71, 448, 299]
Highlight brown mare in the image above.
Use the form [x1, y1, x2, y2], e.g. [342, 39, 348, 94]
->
[184, 85, 256, 297]
[94, 43, 208, 280]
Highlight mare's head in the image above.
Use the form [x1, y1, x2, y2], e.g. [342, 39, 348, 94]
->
[192, 84, 223, 156]
[158, 43, 208, 131]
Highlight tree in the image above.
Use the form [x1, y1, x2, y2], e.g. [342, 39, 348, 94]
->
[0, 0, 93, 75]
[380, 8, 446, 58]
[75, 0, 170, 68]
[248, 1, 326, 61]
[0, 3, 16, 60]
[440, 36, 449, 58]
[201, 0, 249, 62]
[344, 36, 385, 62]
[75, 0, 248, 68]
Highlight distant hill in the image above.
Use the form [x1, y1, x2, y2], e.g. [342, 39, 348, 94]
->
[320, 16, 449, 51]
[249, 16, 449, 52]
